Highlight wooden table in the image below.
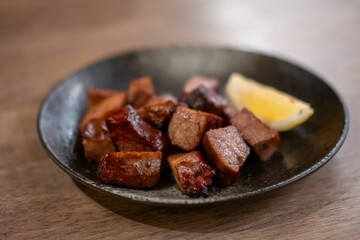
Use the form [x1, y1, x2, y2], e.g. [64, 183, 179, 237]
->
[1, 0, 359, 239]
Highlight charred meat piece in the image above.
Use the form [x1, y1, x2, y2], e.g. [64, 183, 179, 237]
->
[137, 100, 179, 130]
[97, 151, 162, 188]
[222, 104, 237, 125]
[80, 119, 116, 163]
[231, 108, 280, 161]
[182, 75, 219, 98]
[158, 93, 178, 103]
[168, 151, 215, 196]
[202, 126, 250, 186]
[168, 106, 222, 151]
[141, 93, 179, 106]
[185, 86, 227, 113]
[86, 88, 124, 108]
[143, 95, 160, 106]
[79, 92, 126, 129]
[184, 85, 235, 124]
[127, 77, 156, 109]
[106, 105, 169, 152]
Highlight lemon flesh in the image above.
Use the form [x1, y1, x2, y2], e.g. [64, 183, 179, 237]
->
[225, 73, 314, 132]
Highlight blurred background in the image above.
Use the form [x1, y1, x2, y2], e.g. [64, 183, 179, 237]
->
[1, 0, 359, 239]
[1, 0, 358, 94]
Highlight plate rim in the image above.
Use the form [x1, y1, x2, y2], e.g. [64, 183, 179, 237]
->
[37, 45, 349, 206]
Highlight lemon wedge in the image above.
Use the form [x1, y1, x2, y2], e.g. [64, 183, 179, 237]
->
[225, 73, 314, 132]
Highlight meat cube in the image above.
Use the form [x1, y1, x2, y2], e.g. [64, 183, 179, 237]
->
[140, 93, 179, 107]
[106, 105, 169, 152]
[127, 77, 155, 109]
[168, 106, 222, 151]
[80, 119, 116, 162]
[79, 92, 126, 129]
[143, 95, 160, 106]
[97, 151, 162, 188]
[184, 85, 235, 124]
[231, 108, 280, 161]
[168, 151, 215, 196]
[158, 93, 178, 103]
[219, 105, 237, 127]
[202, 126, 250, 186]
[137, 100, 179, 130]
[86, 88, 124, 108]
[182, 75, 219, 98]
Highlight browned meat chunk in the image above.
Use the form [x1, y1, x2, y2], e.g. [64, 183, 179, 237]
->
[182, 76, 219, 98]
[222, 105, 237, 126]
[97, 151, 162, 188]
[158, 93, 178, 103]
[137, 100, 179, 130]
[127, 77, 155, 109]
[80, 119, 116, 162]
[106, 105, 169, 152]
[185, 86, 226, 113]
[86, 88, 124, 108]
[142, 95, 159, 106]
[140, 93, 178, 106]
[231, 108, 280, 161]
[168, 106, 222, 151]
[202, 126, 250, 186]
[79, 92, 126, 129]
[168, 151, 215, 196]
[184, 85, 235, 124]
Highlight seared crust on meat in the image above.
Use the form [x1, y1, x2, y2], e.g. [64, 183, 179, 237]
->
[158, 93, 178, 103]
[78, 75, 283, 196]
[97, 151, 162, 188]
[80, 92, 126, 129]
[106, 105, 169, 152]
[184, 85, 235, 125]
[86, 88, 124, 108]
[137, 100, 179, 130]
[80, 119, 116, 162]
[168, 106, 223, 151]
[202, 126, 250, 186]
[141, 93, 179, 106]
[127, 77, 155, 109]
[231, 108, 280, 161]
[168, 151, 215, 195]
[182, 76, 219, 98]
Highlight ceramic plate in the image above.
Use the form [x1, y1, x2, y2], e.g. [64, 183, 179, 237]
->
[37, 46, 348, 206]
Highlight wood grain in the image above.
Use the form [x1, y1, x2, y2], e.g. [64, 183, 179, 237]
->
[1, 0, 359, 239]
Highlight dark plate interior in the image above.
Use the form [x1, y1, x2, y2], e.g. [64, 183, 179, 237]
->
[37, 46, 348, 206]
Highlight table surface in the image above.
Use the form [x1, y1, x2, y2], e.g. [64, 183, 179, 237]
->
[1, 0, 359, 239]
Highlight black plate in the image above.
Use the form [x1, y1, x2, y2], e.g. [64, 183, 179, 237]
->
[37, 46, 348, 206]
